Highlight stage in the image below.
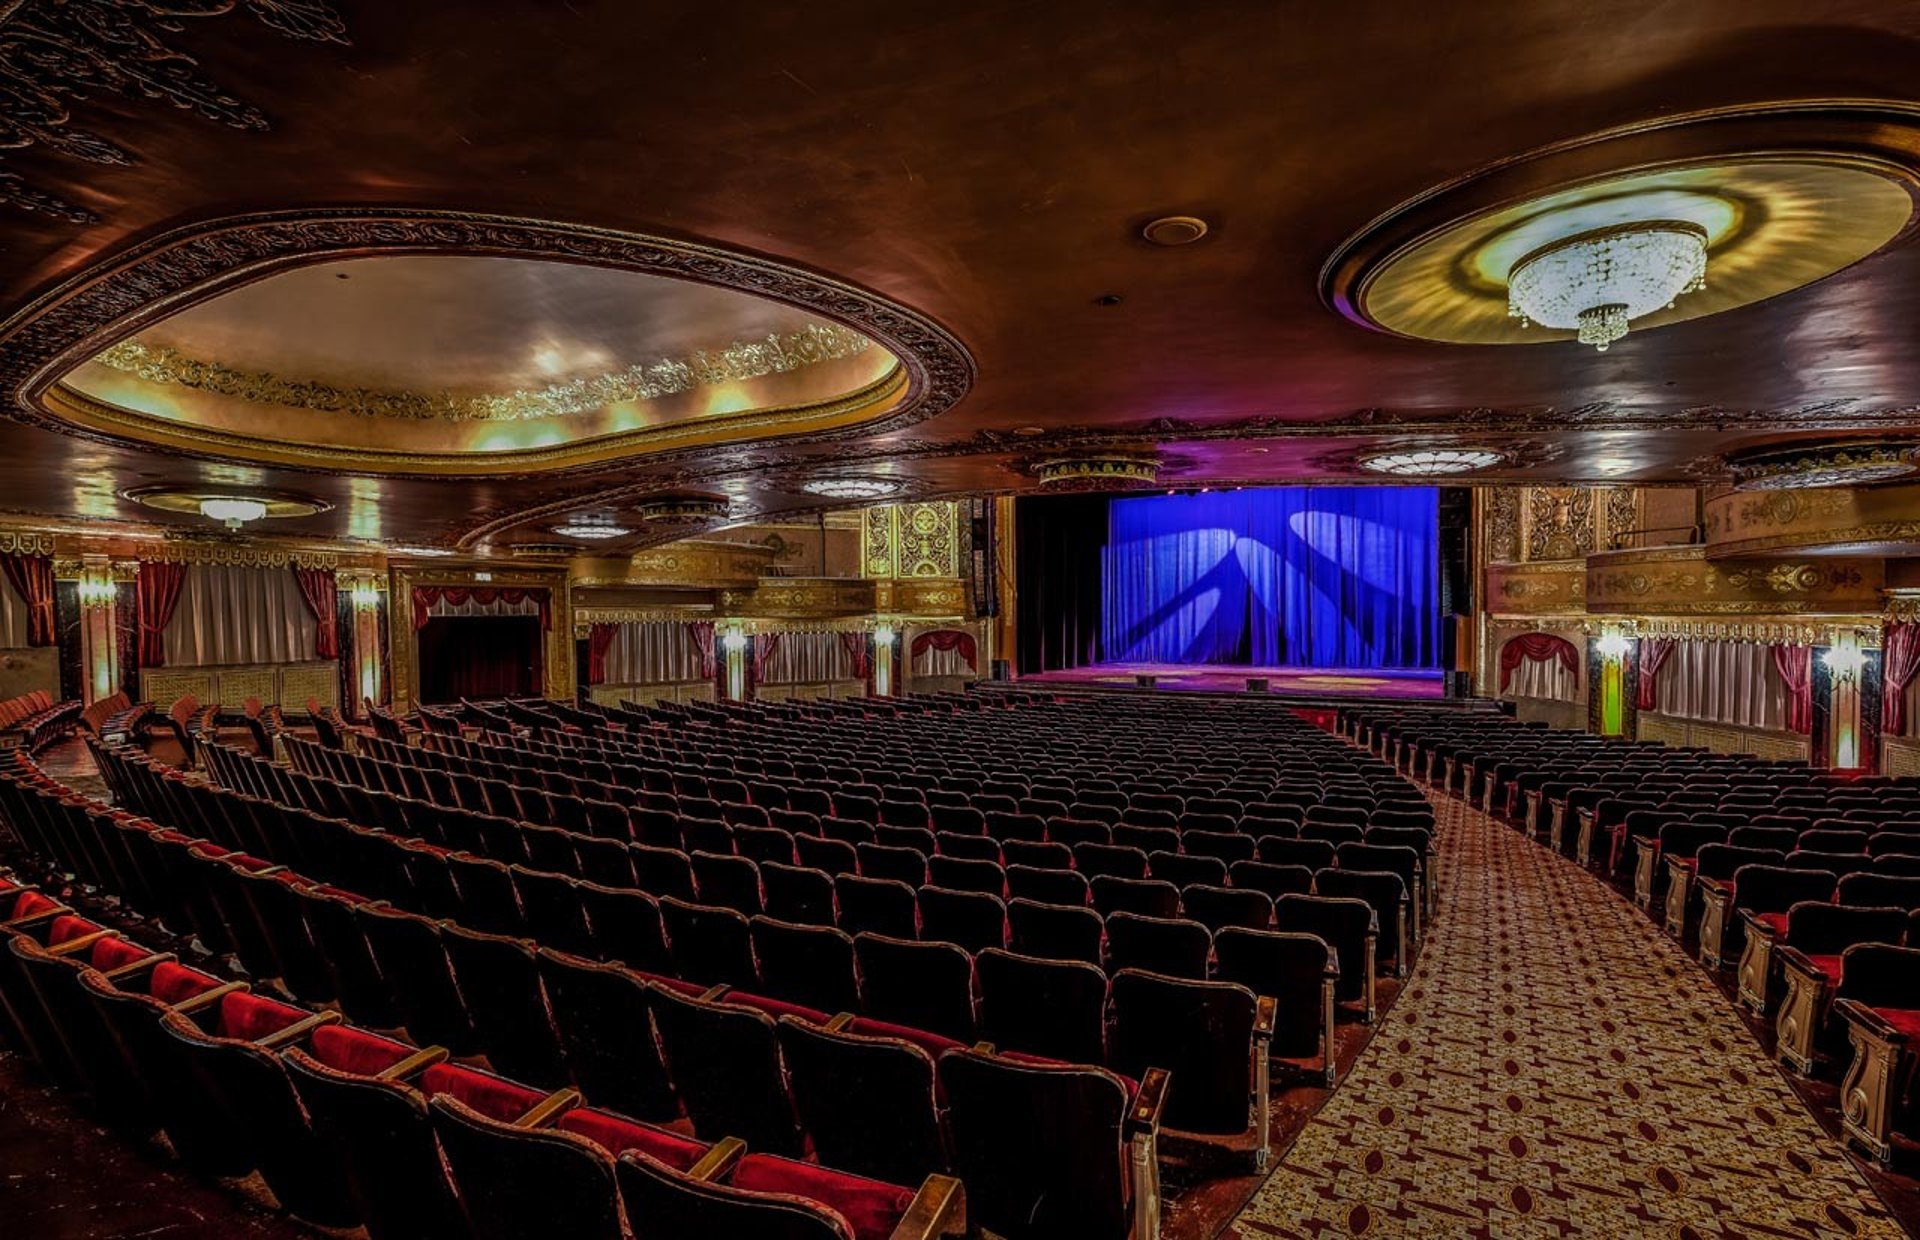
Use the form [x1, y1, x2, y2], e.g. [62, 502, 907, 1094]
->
[1016, 663, 1448, 700]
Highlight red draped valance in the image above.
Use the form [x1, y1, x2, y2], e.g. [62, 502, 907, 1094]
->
[411, 585, 551, 632]
[1497, 633, 1579, 693]
[911, 628, 977, 670]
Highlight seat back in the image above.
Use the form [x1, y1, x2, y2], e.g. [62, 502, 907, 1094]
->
[648, 986, 806, 1156]
[775, 1017, 947, 1188]
[428, 1095, 625, 1240]
[854, 933, 976, 1042]
[439, 922, 569, 1087]
[1213, 927, 1332, 1058]
[1006, 898, 1104, 965]
[975, 948, 1108, 1064]
[614, 1151, 854, 1240]
[537, 949, 679, 1121]
[1110, 969, 1256, 1136]
[751, 917, 860, 1014]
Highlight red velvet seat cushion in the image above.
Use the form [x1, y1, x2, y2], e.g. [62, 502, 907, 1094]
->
[310, 1025, 415, 1077]
[89, 936, 152, 972]
[1752, 911, 1790, 938]
[216, 992, 307, 1042]
[729, 1153, 914, 1240]
[557, 1107, 706, 1170]
[422, 1063, 547, 1122]
[314, 885, 368, 904]
[1872, 1007, 1920, 1040]
[633, 969, 709, 999]
[1801, 954, 1845, 985]
[724, 992, 830, 1025]
[224, 854, 276, 873]
[845, 1017, 964, 1060]
[149, 963, 223, 1006]
[48, 914, 104, 945]
[7, 890, 60, 920]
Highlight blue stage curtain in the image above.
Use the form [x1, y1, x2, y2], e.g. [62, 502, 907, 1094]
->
[1103, 487, 1439, 669]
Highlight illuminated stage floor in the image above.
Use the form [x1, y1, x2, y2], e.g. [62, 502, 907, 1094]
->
[1018, 663, 1447, 699]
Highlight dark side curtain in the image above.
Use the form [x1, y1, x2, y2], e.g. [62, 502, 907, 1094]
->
[1015, 494, 1110, 673]
[1102, 488, 1440, 669]
[0, 552, 56, 647]
[135, 560, 187, 668]
[586, 623, 617, 686]
[418, 615, 543, 703]
[292, 566, 339, 659]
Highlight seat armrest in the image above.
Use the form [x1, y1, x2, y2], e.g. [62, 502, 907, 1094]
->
[698, 984, 729, 1002]
[686, 1135, 746, 1182]
[825, 1011, 856, 1032]
[512, 1086, 581, 1129]
[2, 904, 69, 931]
[47, 929, 116, 957]
[101, 951, 174, 981]
[1125, 1066, 1171, 1140]
[169, 980, 250, 1014]
[1835, 998, 1909, 1044]
[255, 1009, 342, 1050]
[375, 1045, 449, 1081]
[889, 1174, 965, 1240]
[1776, 945, 1824, 981]
[1739, 909, 1780, 939]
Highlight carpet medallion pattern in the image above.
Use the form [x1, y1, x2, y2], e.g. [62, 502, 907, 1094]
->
[1229, 793, 1905, 1238]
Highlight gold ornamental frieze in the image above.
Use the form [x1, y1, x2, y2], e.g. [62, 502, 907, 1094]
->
[1703, 483, 1920, 557]
[1585, 544, 1882, 615]
[1485, 558, 1587, 616]
[716, 577, 877, 620]
[879, 576, 969, 619]
[574, 541, 774, 588]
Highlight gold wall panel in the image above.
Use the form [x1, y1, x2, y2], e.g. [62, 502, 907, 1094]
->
[281, 663, 341, 714]
[1638, 711, 1812, 762]
[1486, 559, 1587, 616]
[585, 541, 776, 587]
[137, 661, 336, 712]
[139, 668, 216, 708]
[861, 502, 960, 579]
[1883, 736, 1920, 779]
[1704, 483, 1920, 558]
[716, 577, 877, 620]
[1586, 545, 1883, 616]
[874, 577, 968, 619]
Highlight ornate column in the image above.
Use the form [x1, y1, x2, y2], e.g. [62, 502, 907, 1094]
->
[343, 570, 386, 716]
[76, 555, 119, 706]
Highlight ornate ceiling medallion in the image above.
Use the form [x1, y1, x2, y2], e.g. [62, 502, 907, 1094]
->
[636, 497, 732, 524]
[1323, 102, 1920, 349]
[1031, 453, 1161, 489]
[1360, 447, 1507, 477]
[3, 211, 973, 478]
[800, 476, 906, 501]
[124, 484, 330, 527]
[1728, 441, 1920, 490]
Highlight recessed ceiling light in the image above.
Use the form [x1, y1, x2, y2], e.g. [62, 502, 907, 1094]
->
[1359, 448, 1505, 477]
[1142, 215, 1209, 246]
[801, 477, 904, 500]
[552, 521, 631, 540]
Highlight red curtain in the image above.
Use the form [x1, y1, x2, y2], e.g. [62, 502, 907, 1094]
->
[1771, 643, 1814, 735]
[1635, 637, 1676, 711]
[135, 560, 187, 668]
[910, 628, 978, 669]
[839, 631, 872, 680]
[291, 566, 339, 659]
[685, 621, 717, 681]
[0, 552, 55, 647]
[411, 586, 551, 632]
[751, 633, 782, 690]
[586, 623, 617, 686]
[1885, 622, 1920, 737]
[1497, 633, 1579, 693]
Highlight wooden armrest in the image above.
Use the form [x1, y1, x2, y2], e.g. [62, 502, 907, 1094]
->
[255, 1010, 342, 1049]
[1631, 836, 1658, 851]
[698, 984, 729, 1002]
[2, 905, 68, 931]
[1739, 910, 1781, 938]
[1835, 998, 1910, 1044]
[513, 1087, 581, 1129]
[687, 1136, 746, 1182]
[1253, 994, 1277, 1041]
[169, 980, 250, 1013]
[1775, 945, 1826, 981]
[101, 951, 175, 980]
[971, 1041, 996, 1055]
[257, 864, 288, 877]
[375, 1045, 450, 1081]
[1125, 1066, 1171, 1138]
[825, 1011, 856, 1032]
[888, 1174, 965, 1240]
[48, 929, 116, 957]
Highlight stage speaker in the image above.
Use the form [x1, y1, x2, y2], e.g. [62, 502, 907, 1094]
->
[1246, 677, 1270, 693]
[1135, 674, 1158, 688]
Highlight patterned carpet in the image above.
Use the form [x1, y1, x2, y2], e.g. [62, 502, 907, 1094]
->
[1228, 790, 1907, 1238]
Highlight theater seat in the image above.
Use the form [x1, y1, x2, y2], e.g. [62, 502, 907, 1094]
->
[776, 1016, 949, 1188]
[429, 1091, 623, 1240]
[649, 985, 807, 1156]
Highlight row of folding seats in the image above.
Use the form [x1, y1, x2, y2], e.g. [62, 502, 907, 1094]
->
[0, 867, 976, 1240]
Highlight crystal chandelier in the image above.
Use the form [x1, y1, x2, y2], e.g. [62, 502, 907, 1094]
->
[1359, 448, 1504, 477]
[1507, 222, 1708, 351]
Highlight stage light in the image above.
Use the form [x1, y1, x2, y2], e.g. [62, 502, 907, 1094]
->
[77, 579, 117, 605]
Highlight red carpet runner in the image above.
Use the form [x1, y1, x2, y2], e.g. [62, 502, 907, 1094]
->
[1229, 787, 1905, 1237]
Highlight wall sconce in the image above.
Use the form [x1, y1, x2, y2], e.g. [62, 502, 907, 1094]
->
[721, 628, 749, 653]
[350, 585, 381, 608]
[873, 624, 897, 648]
[77, 579, 117, 605]
[1823, 640, 1866, 683]
[1595, 631, 1632, 660]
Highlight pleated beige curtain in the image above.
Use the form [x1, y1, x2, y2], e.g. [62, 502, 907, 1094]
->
[604, 621, 703, 684]
[163, 563, 317, 667]
[760, 630, 856, 684]
[0, 573, 32, 649]
[1656, 639, 1788, 731]
[1507, 653, 1576, 701]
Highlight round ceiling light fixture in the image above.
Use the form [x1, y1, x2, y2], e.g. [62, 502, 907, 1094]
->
[125, 485, 330, 528]
[552, 519, 631, 540]
[635, 496, 731, 524]
[1506, 222, 1707, 351]
[1142, 215, 1209, 246]
[390, 545, 456, 558]
[1729, 440, 1920, 490]
[198, 497, 269, 528]
[1359, 448, 1506, 477]
[800, 477, 904, 501]
[1032, 453, 1161, 489]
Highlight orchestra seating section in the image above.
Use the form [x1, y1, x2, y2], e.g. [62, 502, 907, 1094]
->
[0, 689, 79, 753]
[1339, 704, 1920, 1169]
[0, 690, 1443, 1239]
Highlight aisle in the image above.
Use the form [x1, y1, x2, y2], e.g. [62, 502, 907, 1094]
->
[1229, 791, 1906, 1238]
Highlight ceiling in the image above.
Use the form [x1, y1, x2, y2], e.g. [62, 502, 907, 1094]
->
[5, 0, 1920, 553]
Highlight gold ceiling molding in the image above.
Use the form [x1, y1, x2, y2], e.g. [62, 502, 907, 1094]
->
[1586, 545, 1883, 616]
[1486, 558, 1588, 617]
[1626, 616, 1878, 646]
[614, 542, 777, 587]
[1728, 439, 1920, 490]
[1703, 482, 1920, 557]
[140, 541, 338, 570]
[0, 531, 55, 556]
[716, 576, 878, 620]
[573, 607, 718, 635]
[91, 323, 874, 424]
